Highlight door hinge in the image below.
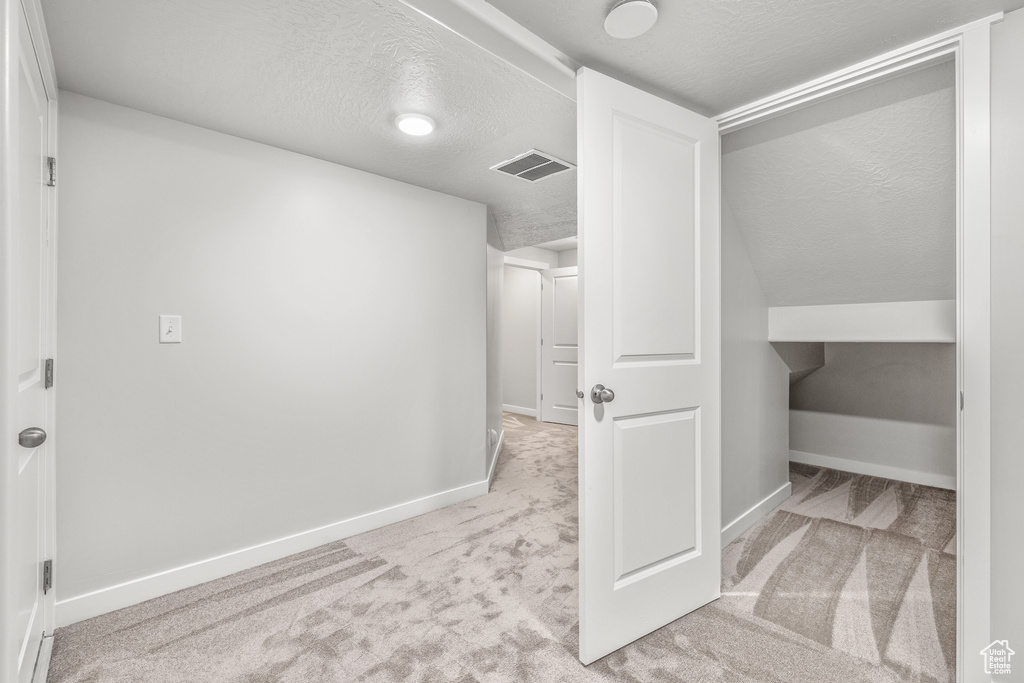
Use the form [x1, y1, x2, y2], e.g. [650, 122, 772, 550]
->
[44, 358, 54, 389]
[540, 394, 543, 401]
[960, 391, 964, 411]
[42, 559, 52, 594]
[47, 157, 56, 187]
[541, 338, 544, 346]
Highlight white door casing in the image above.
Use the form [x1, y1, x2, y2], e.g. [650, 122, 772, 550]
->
[2, 1, 57, 681]
[541, 266, 578, 426]
[577, 67, 721, 664]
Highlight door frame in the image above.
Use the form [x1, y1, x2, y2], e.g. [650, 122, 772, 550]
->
[0, 0, 58, 680]
[503, 256, 547, 418]
[716, 14, 998, 683]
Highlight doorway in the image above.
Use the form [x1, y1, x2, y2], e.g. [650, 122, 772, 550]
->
[501, 239, 579, 426]
[575, 18, 995, 682]
[717, 61, 960, 677]
[501, 263, 542, 418]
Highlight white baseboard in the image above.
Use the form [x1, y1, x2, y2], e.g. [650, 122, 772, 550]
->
[721, 481, 792, 547]
[486, 429, 504, 490]
[789, 450, 957, 490]
[502, 404, 536, 418]
[55, 477, 491, 627]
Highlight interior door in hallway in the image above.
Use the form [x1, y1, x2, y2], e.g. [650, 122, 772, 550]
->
[4, 4, 55, 681]
[540, 266, 578, 426]
[577, 67, 721, 665]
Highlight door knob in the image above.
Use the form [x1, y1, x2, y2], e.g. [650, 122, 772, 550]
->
[591, 384, 615, 404]
[576, 389, 585, 399]
[18, 427, 46, 448]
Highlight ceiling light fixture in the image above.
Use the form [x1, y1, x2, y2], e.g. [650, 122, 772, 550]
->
[604, 0, 659, 39]
[395, 113, 435, 136]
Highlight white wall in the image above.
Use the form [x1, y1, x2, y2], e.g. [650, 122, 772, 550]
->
[504, 245, 575, 267]
[789, 343, 956, 424]
[504, 245, 558, 267]
[485, 214, 504, 478]
[788, 343, 956, 487]
[55, 92, 488, 623]
[991, 6, 1024, 656]
[502, 265, 540, 415]
[720, 201, 791, 542]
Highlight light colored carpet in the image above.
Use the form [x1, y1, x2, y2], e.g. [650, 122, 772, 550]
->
[49, 414, 956, 682]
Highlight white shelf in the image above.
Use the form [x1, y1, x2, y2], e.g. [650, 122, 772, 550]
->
[768, 300, 956, 343]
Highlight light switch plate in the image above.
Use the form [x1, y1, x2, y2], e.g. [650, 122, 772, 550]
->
[159, 315, 182, 343]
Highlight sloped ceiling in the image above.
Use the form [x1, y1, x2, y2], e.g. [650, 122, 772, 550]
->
[487, 0, 1023, 116]
[41, 0, 577, 250]
[722, 62, 955, 307]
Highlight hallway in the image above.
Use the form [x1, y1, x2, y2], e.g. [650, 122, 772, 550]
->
[49, 415, 954, 682]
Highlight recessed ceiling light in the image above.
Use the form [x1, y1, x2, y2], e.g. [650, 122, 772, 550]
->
[395, 113, 435, 136]
[604, 0, 659, 39]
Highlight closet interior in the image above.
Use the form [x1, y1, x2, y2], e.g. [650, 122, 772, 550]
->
[720, 59, 958, 539]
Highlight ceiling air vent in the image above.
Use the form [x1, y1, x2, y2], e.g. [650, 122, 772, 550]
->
[491, 149, 575, 183]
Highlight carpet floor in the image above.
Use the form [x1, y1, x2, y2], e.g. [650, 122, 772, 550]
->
[49, 414, 956, 682]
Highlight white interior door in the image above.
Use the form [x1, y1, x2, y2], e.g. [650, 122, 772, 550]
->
[541, 266, 578, 426]
[577, 67, 721, 664]
[6, 5, 54, 681]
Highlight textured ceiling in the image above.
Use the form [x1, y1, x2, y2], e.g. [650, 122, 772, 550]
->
[486, 0, 1022, 116]
[43, 0, 1010, 254]
[41, 0, 577, 250]
[723, 62, 955, 307]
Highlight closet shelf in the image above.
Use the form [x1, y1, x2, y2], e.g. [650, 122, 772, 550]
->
[767, 300, 955, 343]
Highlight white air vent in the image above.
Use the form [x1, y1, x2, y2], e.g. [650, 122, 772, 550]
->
[490, 149, 575, 183]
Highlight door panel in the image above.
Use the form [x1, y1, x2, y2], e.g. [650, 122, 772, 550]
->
[552, 275, 578, 346]
[541, 266, 578, 426]
[613, 116, 696, 360]
[12, 5, 51, 681]
[613, 409, 697, 582]
[578, 67, 720, 665]
[551, 361, 579, 409]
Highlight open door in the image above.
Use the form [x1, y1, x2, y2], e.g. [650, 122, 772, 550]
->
[540, 266, 578, 426]
[3, 3, 57, 681]
[577, 68, 721, 664]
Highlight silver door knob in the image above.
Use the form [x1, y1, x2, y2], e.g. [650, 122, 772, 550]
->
[576, 389, 585, 399]
[591, 384, 615, 404]
[18, 427, 46, 448]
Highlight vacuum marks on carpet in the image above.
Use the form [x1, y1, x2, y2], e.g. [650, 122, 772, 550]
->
[724, 465, 957, 683]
